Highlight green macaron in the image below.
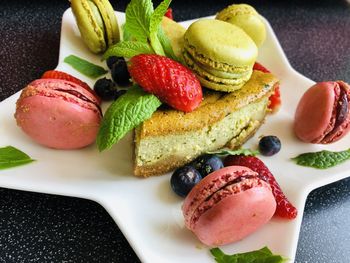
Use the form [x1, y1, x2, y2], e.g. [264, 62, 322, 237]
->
[216, 4, 266, 47]
[183, 19, 258, 92]
[71, 0, 120, 54]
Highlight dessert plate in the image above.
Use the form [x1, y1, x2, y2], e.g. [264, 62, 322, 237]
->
[1, 9, 350, 263]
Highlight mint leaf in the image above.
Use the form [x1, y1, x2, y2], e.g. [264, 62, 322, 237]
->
[103, 41, 154, 60]
[210, 247, 287, 263]
[157, 27, 179, 61]
[64, 55, 107, 78]
[0, 146, 35, 170]
[292, 148, 350, 169]
[149, 0, 171, 55]
[124, 0, 154, 43]
[121, 23, 133, 41]
[97, 85, 161, 151]
[207, 148, 259, 157]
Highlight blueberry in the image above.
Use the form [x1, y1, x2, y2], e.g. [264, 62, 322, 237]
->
[111, 57, 131, 86]
[258, 135, 281, 156]
[93, 77, 117, 101]
[170, 165, 202, 197]
[114, 89, 126, 100]
[191, 154, 224, 177]
[106, 56, 119, 70]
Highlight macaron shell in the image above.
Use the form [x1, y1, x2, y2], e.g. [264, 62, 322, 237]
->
[216, 4, 266, 47]
[183, 166, 259, 228]
[216, 4, 258, 21]
[193, 183, 276, 246]
[226, 15, 266, 47]
[30, 78, 101, 106]
[294, 82, 336, 143]
[92, 0, 120, 46]
[15, 95, 101, 149]
[71, 0, 106, 53]
[184, 19, 258, 67]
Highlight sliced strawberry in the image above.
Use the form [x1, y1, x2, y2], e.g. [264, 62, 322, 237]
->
[128, 54, 202, 112]
[253, 62, 270, 73]
[165, 8, 173, 20]
[41, 70, 100, 102]
[253, 62, 281, 112]
[224, 155, 298, 219]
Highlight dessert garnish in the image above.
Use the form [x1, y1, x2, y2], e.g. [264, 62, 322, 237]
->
[253, 62, 281, 112]
[128, 54, 202, 112]
[292, 148, 350, 169]
[0, 146, 35, 170]
[224, 155, 297, 219]
[210, 246, 287, 263]
[171, 165, 202, 197]
[103, 0, 178, 61]
[107, 56, 131, 86]
[190, 154, 224, 177]
[97, 85, 161, 151]
[64, 55, 108, 78]
[258, 135, 281, 156]
[93, 77, 118, 101]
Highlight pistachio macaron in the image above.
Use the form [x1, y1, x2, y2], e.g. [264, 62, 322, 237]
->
[216, 4, 266, 47]
[183, 19, 258, 92]
[71, 0, 120, 54]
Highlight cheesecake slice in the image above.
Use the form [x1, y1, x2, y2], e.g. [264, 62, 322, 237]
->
[134, 70, 278, 177]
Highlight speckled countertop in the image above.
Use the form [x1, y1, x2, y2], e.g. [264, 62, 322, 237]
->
[0, 0, 350, 262]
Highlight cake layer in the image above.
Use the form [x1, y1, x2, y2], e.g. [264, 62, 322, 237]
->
[134, 70, 278, 177]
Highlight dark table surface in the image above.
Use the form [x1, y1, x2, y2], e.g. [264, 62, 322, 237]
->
[1, 0, 350, 262]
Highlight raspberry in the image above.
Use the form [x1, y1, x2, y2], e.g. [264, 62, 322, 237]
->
[164, 8, 173, 20]
[128, 54, 202, 112]
[224, 155, 297, 219]
[253, 62, 281, 112]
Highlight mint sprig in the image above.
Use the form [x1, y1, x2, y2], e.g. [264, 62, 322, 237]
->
[104, 0, 177, 60]
[64, 55, 107, 78]
[210, 247, 287, 263]
[0, 146, 35, 170]
[97, 86, 161, 151]
[124, 0, 154, 43]
[292, 148, 350, 169]
[207, 148, 259, 157]
[102, 41, 154, 60]
[149, 0, 171, 55]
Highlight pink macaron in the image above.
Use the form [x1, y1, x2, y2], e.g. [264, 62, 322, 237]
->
[182, 166, 276, 246]
[15, 78, 102, 149]
[294, 81, 350, 144]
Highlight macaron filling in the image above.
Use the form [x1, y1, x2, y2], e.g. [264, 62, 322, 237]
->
[322, 81, 350, 143]
[189, 174, 263, 229]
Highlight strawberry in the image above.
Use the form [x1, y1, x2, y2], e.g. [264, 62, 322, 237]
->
[164, 8, 173, 20]
[253, 62, 281, 112]
[41, 70, 100, 101]
[224, 155, 298, 219]
[128, 54, 202, 112]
